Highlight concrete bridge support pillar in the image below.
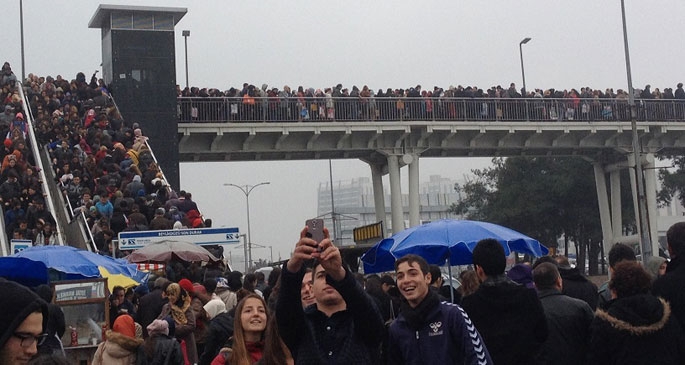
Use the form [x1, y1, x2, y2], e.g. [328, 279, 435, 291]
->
[594, 163, 614, 256]
[408, 154, 420, 228]
[627, 154, 640, 246]
[610, 170, 622, 239]
[388, 155, 404, 234]
[644, 154, 660, 255]
[369, 162, 387, 237]
[627, 154, 659, 256]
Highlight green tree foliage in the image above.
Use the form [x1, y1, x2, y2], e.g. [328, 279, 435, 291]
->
[451, 157, 613, 274]
[657, 155, 685, 207]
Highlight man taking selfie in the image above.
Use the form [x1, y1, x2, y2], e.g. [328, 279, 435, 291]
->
[277, 226, 385, 364]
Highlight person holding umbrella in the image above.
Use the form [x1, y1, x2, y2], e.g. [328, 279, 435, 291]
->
[387, 254, 492, 364]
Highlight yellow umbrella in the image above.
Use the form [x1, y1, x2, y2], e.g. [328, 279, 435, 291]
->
[98, 266, 139, 292]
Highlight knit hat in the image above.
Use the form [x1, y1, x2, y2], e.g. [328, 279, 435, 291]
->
[203, 298, 227, 320]
[507, 264, 535, 289]
[193, 283, 207, 296]
[147, 319, 169, 337]
[132, 175, 141, 182]
[0, 281, 49, 348]
[15, 112, 23, 120]
[112, 314, 136, 338]
[178, 279, 194, 295]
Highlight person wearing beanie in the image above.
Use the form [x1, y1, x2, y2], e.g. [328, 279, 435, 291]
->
[0, 281, 49, 365]
[142, 319, 183, 364]
[92, 314, 144, 365]
[178, 279, 194, 296]
[507, 263, 536, 290]
[186, 281, 210, 360]
[147, 320, 169, 338]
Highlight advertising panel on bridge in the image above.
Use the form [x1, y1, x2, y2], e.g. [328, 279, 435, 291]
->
[118, 227, 240, 250]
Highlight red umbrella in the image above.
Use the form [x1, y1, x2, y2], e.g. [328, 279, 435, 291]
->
[127, 239, 221, 263]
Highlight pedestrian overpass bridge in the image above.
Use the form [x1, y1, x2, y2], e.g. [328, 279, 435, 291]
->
[177, 97, 685, 257]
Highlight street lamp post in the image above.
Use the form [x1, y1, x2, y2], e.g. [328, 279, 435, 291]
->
[182, 30, 190, 89]
[224, 182, 270, 271]
[519, 37, 532, 121]
[20, 0, 25, 82]
[620, 0, 651, 263]
[519, 37, 532, 97]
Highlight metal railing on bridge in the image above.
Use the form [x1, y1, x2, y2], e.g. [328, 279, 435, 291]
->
[178, 96, 685, 124]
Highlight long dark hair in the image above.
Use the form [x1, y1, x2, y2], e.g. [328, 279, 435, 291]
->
[229, 294, 290, 365]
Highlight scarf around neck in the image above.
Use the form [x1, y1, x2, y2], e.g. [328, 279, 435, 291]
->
[245, 340, 264, 363]
[400, 288, 440, 331]
[171, 295, 191, 326]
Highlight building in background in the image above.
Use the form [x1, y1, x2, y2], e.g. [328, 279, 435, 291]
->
[317, 175, 463, 246]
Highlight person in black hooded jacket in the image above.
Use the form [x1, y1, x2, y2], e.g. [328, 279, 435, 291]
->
[588, 261, 685, 364]
[34, 285, 65, 356]
[461, 239, 547, 365]
[653, 221, 685, 331]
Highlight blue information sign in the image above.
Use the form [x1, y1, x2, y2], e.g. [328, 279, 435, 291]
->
[118, 227, 240, 250]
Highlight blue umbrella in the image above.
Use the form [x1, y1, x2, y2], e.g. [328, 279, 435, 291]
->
[8, 245, 146, 284]
[0, 257, 50, 287]
[361, 219, 548, 274]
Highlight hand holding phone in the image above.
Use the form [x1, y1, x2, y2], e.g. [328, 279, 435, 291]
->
[305, 218, 325, 249]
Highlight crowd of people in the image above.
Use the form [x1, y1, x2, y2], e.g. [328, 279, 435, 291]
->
[0, 61, 210, 250]
[178, 82, 685, 123]
[3, 221, 685, 364]
[3, 62, 685, 363]
[0, 62, 58, 246]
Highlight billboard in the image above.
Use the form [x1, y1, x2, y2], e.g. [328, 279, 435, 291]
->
[118, 227, 240, 250]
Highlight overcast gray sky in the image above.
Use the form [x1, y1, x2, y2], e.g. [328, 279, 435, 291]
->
[5, 1, 685, 270]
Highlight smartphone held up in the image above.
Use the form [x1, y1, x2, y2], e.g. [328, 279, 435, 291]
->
[305, 218, 325, 250]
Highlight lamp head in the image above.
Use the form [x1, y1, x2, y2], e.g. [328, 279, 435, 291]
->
[520, 37, 532, 45]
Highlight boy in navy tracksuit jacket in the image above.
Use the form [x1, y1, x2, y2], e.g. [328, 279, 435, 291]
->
[387, 254, 492, 365]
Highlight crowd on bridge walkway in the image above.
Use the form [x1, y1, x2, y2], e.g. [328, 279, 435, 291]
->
[178, 82, 685, 123]
[3, 221, 685, 364]
[0, 61, 212, 252]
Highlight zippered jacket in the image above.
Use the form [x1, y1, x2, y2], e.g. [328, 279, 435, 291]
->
[387, 301, 492, 365]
